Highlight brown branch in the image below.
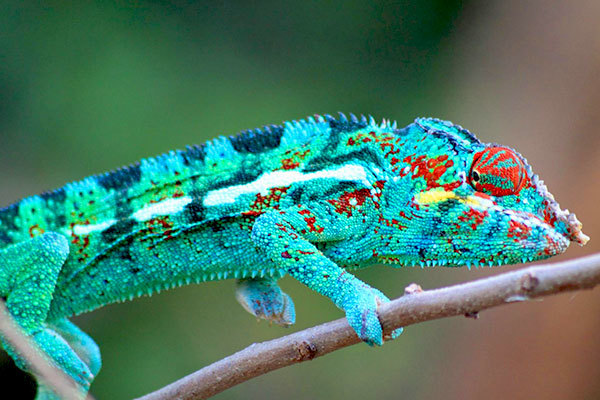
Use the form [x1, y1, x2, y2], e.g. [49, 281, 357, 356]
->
[0, 302, 86, 400]
[136, 253, 600, 400]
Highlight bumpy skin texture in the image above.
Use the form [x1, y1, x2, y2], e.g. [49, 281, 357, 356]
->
[0, 114, 588, 398]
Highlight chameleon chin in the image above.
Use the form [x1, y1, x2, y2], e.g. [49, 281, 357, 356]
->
[0, 113, 587, 399]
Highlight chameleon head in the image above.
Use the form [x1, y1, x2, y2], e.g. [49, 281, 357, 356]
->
[379, 118, 588, 267]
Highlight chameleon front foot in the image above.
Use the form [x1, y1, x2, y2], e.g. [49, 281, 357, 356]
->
[235, 277, 296, 326]
[1, 326, 94, 400]
[342, 286, 402, 346]
[0, 234, 98, 399]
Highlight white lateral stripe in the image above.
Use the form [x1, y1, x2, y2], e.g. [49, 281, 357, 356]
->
[203, 164, 370, 206]
[132, 196, 193, 221]
[72, 219, 117, 236]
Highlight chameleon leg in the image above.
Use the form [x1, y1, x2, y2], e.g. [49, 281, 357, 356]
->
[29, 327, 94, 399]
[235, 277, 296, 326]
[50, 319, 101, 378]
[0, 233, 93, 398]
[251, 202, 398, 346]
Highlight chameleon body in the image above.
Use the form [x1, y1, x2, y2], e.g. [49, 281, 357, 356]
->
[0, 114, 588, 398]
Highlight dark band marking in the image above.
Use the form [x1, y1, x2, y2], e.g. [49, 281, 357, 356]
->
[325, 114, 368, 135]
[183, 197, 206, 223]
[182, 144, 207, 165]
[97, 163, 142, 191]
[322, 182, 362, 198]
[230, 125, 285, 154]
[437, 198, 460, 212]
[39, 187, 67, 204]
[0, 204, 19, 234]
[304, 148, 383, 173]
[208, 164, 263, 192]
[101, 218, 137, 243]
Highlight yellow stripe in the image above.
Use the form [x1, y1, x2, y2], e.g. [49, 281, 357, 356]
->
[415, 188, 494, 208]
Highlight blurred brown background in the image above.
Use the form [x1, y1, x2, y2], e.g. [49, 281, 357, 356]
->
[0, 1, 598, 399]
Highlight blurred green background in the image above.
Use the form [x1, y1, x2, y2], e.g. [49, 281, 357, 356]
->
[1, 1, 599, 399]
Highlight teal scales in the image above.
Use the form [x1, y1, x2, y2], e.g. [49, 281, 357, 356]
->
[0, 114, 588, 398]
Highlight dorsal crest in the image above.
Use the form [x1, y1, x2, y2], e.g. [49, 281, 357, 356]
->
[415, 118, 481, 151]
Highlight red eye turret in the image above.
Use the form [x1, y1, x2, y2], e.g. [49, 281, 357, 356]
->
[469, 147, 527, 196]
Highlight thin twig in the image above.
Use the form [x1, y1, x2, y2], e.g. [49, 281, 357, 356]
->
[0, 302, 84, 400]
[137, 252, 600, 400]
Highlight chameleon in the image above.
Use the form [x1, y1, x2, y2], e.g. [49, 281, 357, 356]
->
[0, 114, 588, 399]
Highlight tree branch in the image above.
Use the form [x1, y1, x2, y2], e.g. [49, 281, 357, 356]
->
[136, 252, 600, 400]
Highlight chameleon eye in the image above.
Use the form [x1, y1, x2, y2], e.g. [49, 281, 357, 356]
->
[469, 147, 527, 196]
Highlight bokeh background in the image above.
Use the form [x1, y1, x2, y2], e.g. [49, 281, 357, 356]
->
[1, 1, 599, 399]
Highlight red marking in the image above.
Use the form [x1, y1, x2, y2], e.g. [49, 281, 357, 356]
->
[275, 222, 299, 239]
[327, 188, 371, 217]
[149, 196, 167, 204]
[457, 208, 489, 230]
[275, 223, 289, 232]
[403, 154, 457, 190]
[345, 131, 396, 159]
[28, 224, 45, 238]
[240, 186, 290, 230]
[298, 250, 315, 255]
[241, 210, 262, 218]
[378, 215, 408, 230]
[507, 219, 532, 241]
[398, 211, 411, 219]
[380, 141, 400, 159]
[305, 216, 324, 233]
[143, 217, 176, 242]
[441, 180, 462, 192]
[279, 148, 310, 170]
[298, 209, 325, 233]
[146, 217, 172, 230]
[281, 250, 292, 259]
[68, 220, 92, 259]
[541, 200, 558, 227]
[371, 180, 386, 207]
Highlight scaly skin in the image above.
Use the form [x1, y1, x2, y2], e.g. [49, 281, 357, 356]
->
[0, 114, 588, 398]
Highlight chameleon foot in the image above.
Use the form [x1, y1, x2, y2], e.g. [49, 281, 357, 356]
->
[343, 286, 402, 346]
[235, 277, 296, 326]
